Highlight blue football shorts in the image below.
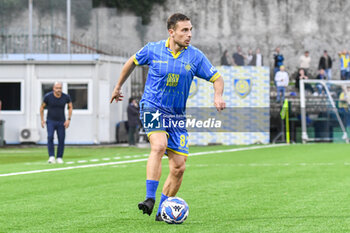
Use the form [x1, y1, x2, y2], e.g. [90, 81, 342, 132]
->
[140, 106, 189, 156]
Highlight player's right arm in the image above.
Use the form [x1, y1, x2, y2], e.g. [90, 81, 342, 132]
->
[194, 51, 225, 112]
[111, 43, 151, 104]
[40, 102, 46, 128]
[110, 56, 136, 103]
[213, 76, 226, 112]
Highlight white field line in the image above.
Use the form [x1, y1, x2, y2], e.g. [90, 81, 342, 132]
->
[189, 144, 288, 157]
[0, 159, 150, 177]
[0, 150, 43, 154]
[77, 160, 88, 163]
[0, 144, 287, 177]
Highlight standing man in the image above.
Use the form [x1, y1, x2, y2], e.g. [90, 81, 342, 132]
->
[339, 50, 350, 80]
[110, 13, 225, 221]
[275, 65, 289, 103]
[127, 97, 140, 146]
[299, 51, 311, 75]
[273, 47, 284, 75]
[232, 46, 245, 66]
[40, 82, 73, 164]
[249, 48, 263, 66]
[318, 50, 332, 80]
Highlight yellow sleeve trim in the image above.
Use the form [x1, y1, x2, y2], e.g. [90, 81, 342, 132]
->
[209, 72, 221, 82]
[133, 54, 139, 66]
[166, 148, 189, 156]
[147, 130, 169, 139]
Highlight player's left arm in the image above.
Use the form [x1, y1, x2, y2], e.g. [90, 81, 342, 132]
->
[195, 51, 226, 112]
[213, 76, 226, 112]
[64, 102, 73, 129]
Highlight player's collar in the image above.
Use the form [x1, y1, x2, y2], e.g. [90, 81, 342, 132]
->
[165, 38, 187, 59]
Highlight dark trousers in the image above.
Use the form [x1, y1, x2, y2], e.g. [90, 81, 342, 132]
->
[341, 70, 350, 80]
[128, 126, 137, 145]
[47, 120, 66, 158]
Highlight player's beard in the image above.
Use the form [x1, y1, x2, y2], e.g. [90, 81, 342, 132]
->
[176, 39, 190, 48]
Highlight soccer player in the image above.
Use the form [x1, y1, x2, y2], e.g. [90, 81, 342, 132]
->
[110, 13, 226, 221]
[40, 82, 73, 164]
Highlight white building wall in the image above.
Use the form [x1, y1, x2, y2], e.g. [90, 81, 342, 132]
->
[0, 55, 130, 144]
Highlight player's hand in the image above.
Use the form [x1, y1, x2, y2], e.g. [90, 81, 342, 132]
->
[64, 120, 70, 129]
[41, 120, 46, 128]
[110, 86, 124, 103]
[214, 95, 226, 112]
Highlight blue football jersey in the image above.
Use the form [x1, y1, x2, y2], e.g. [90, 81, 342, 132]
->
[134, 38, 220, 114]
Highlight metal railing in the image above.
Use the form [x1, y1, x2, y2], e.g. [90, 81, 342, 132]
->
[0, 33, 132, 57]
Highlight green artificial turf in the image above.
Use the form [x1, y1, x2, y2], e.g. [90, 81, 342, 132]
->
[0, 143, 350, 232]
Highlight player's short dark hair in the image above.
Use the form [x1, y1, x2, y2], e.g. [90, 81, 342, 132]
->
[167, 13, 190, 30]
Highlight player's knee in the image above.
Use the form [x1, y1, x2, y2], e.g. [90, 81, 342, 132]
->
[47, 135, 54, 141]
[151, 142, 167, 155]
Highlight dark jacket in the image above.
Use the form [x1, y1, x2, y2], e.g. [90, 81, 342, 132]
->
[221, 54, 230, 66]
[318, 55, 332, 70]
[249, 54, 264, 66]
[295, 74, 314, 92]
[233, 53, 245, 66]
[127, 104, 140, 127]
[274, 54, 284, 68]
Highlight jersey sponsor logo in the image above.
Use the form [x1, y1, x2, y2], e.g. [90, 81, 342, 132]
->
[166, 73, 180, 87]
[234, 78, 252, 98]
[153, 60, 168, 64]
[184, 64, 192, 71]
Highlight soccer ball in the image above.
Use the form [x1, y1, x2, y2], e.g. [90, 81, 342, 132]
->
[160, 197, 189, 224]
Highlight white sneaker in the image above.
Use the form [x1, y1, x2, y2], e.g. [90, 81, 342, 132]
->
[56, 158, 64, 164]
[48, 156, 56, 164]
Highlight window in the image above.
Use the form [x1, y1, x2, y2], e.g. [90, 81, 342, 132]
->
[68, 84, 88, 110]
[41, 83, 54, 101]
[0, 82, 21, 110]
